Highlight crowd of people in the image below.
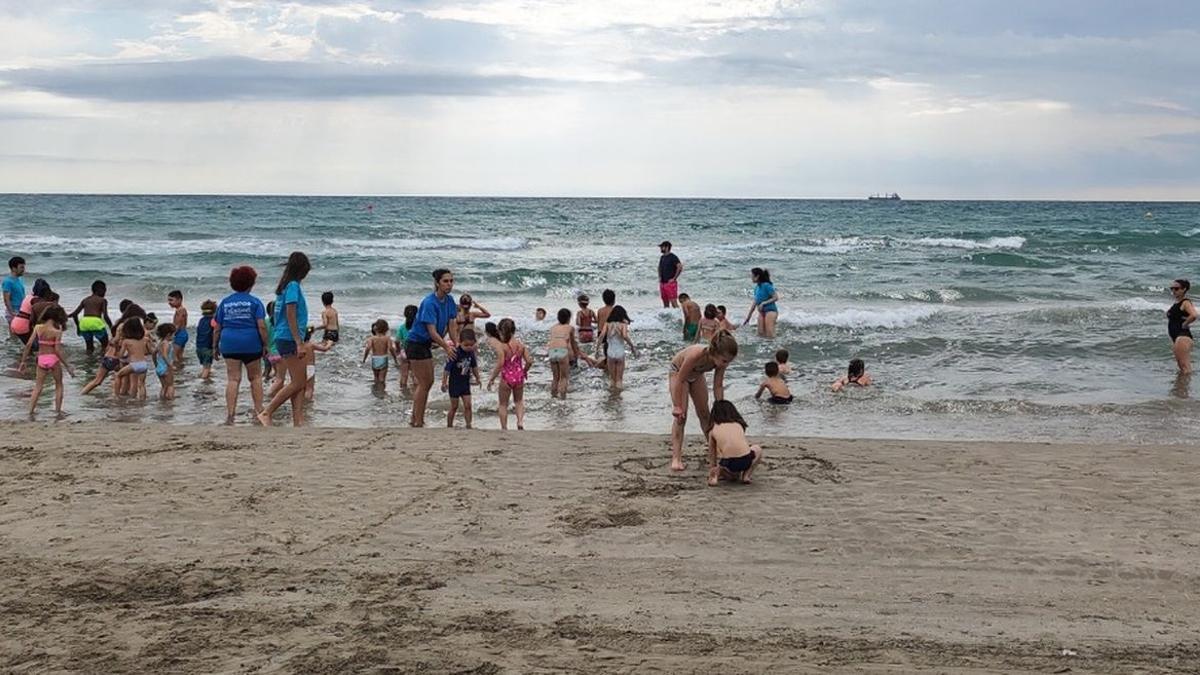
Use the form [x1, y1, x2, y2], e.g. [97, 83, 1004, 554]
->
[5, 248, 1192, 486]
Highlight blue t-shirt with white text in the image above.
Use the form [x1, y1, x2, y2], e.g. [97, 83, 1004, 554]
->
[216, 291, 266, 354]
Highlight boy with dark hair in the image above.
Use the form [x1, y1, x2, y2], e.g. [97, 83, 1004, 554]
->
[68, 280, 113, 354]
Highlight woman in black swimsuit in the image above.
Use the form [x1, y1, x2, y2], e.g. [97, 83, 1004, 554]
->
[1167, 279, 1196, 374]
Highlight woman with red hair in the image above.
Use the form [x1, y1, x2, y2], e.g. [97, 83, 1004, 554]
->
[213, 265, 269, 424]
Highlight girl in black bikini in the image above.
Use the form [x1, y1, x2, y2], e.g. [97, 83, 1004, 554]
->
[1167, 279, 1196, 374]
[455, 294, 491, 335]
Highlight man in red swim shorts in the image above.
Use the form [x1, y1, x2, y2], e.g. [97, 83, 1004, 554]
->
[658, 240, 682, 308]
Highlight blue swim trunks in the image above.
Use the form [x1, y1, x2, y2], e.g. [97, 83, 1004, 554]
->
[173, 328, 189, 347]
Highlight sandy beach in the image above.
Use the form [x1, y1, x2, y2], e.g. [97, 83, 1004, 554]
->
[1, 422, 1198, 673]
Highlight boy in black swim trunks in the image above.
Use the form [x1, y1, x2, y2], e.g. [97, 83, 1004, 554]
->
[754, 361, 793, 404]
[317, 291, 340, 349]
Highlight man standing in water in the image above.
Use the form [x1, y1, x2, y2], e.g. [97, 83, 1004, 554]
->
[658, 241, 683, 308]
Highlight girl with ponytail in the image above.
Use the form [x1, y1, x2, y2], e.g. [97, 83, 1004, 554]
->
[666, 328, 738, 471]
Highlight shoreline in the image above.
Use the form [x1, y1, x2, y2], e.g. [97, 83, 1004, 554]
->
[2, 423, 1198, 673]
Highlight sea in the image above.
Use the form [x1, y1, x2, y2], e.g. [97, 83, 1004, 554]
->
[1, 195, 1196, 444]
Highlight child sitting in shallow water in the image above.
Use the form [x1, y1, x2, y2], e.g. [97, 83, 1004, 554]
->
[755, 361, 793, 404]
[707, 400, 763, 486]
[832, 358, 872, 392]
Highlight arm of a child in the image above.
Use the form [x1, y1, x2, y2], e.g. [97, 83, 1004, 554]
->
[56, 339, 74, 377]
[17, 330, 35, 371]
[754, 381, 766, 400]
[441, 365, 449, 391]
[713, 366, 726, 401]
[472, 302, 491, 320]
[472, 365, 481, 386]
[831, 376, 845, 392]
[486, 346, 503, 389]
[68, 301, 84, 322]
[362, 340, 371, 363]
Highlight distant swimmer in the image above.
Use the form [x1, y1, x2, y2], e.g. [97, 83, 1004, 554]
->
[743, 267, 779, 338]
[1167, 279, 1196, 374]
[832, 358, 872, 392]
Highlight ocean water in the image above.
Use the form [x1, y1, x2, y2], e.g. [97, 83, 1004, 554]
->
[1, 195, 1197, 444]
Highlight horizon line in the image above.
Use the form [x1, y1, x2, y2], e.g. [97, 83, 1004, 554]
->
[0, 192, 1196, 203]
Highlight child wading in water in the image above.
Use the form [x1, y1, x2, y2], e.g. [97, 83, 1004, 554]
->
[115, 317, 153, 400]
[362, 319, 393, 388]
[394, 304, 417, 389]
[488, 318, 532, 430]
[775, 349, 792, 377]
[755, 361, 793, 404]
[679, 293, 701, 342]
[832, 358, 872, 391]
[155, 324, 177, 400]
[167, 290, 188, 369]
[317, 291, 340, 349]
[707, 400, 763, 486]
[575, 294, 597, 345]
[196, 300, 216, 380]
[442, 327, 481, 428]
[67, 280, 113, 355]
[547, 308, 594, 398]
[596, 305, 636, 390]
[697, 304, 720, 342]
[81, 323, 124, 396]
[18, 306, 75, 415]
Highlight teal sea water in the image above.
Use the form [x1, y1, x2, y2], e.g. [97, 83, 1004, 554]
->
[1, 195, 1197, 443]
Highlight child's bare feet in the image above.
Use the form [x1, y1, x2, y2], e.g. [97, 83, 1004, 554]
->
[707, 467, 720, 486]
[670, 459, 685, 471]
[256, 410, 272, 427]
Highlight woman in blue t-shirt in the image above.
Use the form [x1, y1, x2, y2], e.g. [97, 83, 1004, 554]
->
[258, 251, 311, 427]
[742, 267, 779, 338]
[213, 265, 269, 424]
[407, 268, 458, 427]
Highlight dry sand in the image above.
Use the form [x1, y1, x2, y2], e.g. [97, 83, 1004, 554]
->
[1, 422, 1198, 673]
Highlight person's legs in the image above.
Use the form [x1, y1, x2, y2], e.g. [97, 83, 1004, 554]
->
[410, 358, 434, 427]
[224, 359, 242, 423]
[690, 376, 712, 437]
[513, 384, 526, 429]
[246, 359, 264, 414]
[462, 394, 473, 429]
[669, 375, 688, 471]
[742, 444, 764, 484]
[52, 366, 64, 412]
[1174, 336, 1193, 374]
[83, 332, 95, 355]
[447, 397, 459, 427]
[81, 367, 107, 395]
[763, 311, 778, 339]
[498, 382, 511, 430]
[258, 354, 306, 427]
[613, 359, 626, 389]
[29, 368, 46, 415]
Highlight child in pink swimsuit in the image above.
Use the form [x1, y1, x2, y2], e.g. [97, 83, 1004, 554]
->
[17, 306, 74, 416]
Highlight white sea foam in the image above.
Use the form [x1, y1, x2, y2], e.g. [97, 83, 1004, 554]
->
[779, 305, 944, 329]
[2, 234, 530, 256]
[1112, 298, 1165, 312]
[906, 236, 1026, 250]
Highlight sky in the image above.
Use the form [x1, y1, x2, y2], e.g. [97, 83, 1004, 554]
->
[0, 0, 1198, 199]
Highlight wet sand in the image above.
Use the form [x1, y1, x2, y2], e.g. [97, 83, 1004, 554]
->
[1, 422, 1198, 673]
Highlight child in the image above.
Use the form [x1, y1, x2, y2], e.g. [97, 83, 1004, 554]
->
[363, 319, 393, 387]
[596, 305, 637, 390]
[67, 280, 113, 354]
[263, 300, 279, 380]
[535, 307, 547, 322]
[18, 306, 74, 415]
[167, 290, 188, 369]
[755, 361, 793, 404]
[679, 293, 701, 342]
[155, 323, 177, 400]
[575, 294, 597, 344]
[775, 349, 792, 377]
[707, 400, 763, 486]
[442, 327, 481, 428]
[304, 326, 318, 401]
[716, 305, 738, 332]
[698, 304, 720, 342]
[832, 358, 872, 392]
[317, 291, 340, 349]
[487, 318, 532, 431]
[115, 317, 152, 400]
[196, 299, 216, 380]
[547, 308, 594, 399]
[80, 323, 124, 395]
[394, 304, 417, 389]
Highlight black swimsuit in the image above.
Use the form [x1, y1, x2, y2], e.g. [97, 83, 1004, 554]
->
[1168, 300, 1193, 342]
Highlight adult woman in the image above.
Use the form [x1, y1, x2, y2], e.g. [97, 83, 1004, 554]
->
[407, 268, 459, 427]
[9, 278, 50, 344]
[743, 267, 779, 338]
[214, 265, 269, 424]
[454, 293, 491, 334]
[666, 330, 738, 471]
[258, 252, 311, 427]
[1167, 279, 1196, 374]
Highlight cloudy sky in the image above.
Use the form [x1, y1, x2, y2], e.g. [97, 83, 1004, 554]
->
[0, 0, 1197, 198]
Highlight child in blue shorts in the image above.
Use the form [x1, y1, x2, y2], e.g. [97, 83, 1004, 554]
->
[167, 290, 189, 369]
[441, 327, 481, 428]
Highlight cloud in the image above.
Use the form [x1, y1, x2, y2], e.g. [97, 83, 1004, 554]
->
[0, 56, 552, 101]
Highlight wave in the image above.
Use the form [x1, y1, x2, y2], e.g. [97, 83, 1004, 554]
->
[0, 234, 530, 257]
[779, 305, 944, 329]
[1110, 298, 1165, 312]
[906, 236, 1026, 250]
